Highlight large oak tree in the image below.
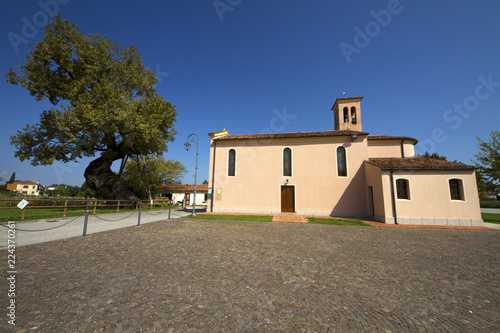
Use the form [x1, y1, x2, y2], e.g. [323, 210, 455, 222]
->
[5, 15, 177, 201]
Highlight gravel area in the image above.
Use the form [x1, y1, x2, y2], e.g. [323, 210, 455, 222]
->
[1, 219, 499, 332]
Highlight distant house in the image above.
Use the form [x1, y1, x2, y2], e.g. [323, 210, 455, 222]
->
[160, 184, 209, 206]
[12, 180, 40, 196]
[206, 96, 483, 226]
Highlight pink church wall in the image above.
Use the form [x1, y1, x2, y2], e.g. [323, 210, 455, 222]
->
[208, 135, 371, 217]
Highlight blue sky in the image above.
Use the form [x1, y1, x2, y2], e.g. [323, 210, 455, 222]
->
[1, 0, 499, 186]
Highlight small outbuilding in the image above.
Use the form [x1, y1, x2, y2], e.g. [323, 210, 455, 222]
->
[160, 184, 208, 206]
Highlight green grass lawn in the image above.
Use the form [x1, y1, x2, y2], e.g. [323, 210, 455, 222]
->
[307, 217, 371, 226]
[183, 214, 273, 222]
[482, 213, 500, 224]
[184, 214, 370, 226]
[0, 207, 85, 222]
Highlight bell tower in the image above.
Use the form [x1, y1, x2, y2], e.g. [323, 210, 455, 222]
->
[332, 96, 363, 131]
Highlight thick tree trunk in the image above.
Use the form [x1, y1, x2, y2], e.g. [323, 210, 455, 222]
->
[84, 156, 139, 201]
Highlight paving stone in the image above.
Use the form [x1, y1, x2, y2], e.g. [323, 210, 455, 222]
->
[0, 219, 499, 332]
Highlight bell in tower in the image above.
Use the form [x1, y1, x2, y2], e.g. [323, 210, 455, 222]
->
[331, 96, 363, 131]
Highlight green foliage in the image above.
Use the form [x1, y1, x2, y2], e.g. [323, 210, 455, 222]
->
[77, 182, 98, 198]
[421, 151, 447, 161]
[122, 155, 187, 198]
[419, 151, 457, 162]
[474, 130, 500, 193]
[7, 172, 15, 184]
[480, 200, 500, 208]
[6, 14, 177, 167]
[46, 184, 81, 197]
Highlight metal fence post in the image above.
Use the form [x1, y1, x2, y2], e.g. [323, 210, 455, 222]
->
[168, 201, 171, 219]
[137, 202, 142, 226]
[82, 204, 89, 237]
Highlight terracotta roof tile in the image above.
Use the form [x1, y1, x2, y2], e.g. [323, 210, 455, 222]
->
[365, 156, 475, 170]
[160, 184, 209, 192]
[214, 130, 369, 141]
[13, 180, 39, 185]
[367, 135, 418, 144]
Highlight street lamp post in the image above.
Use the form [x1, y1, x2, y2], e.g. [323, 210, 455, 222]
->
[184, 133, 199, 217]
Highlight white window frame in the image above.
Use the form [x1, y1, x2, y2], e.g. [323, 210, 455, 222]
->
[395, 178, 411, 201]
[336, 145, 348, 178]
[227, 148, 236, 177]
[283, 147, 293, 178]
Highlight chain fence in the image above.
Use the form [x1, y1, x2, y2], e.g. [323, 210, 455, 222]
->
[1, 202, 181, 239]
[93, 211, 137, 222]
[142, 208, 169, 215]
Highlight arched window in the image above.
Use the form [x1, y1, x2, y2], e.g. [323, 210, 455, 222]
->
[449, 179, 464, 200]
[337, 146, 347, 177]
[343, 107, 349, 123]
[396, 179, 410, 200]
[283, 147, 292, 177]
[228, 149, 236, 177]
[351, 106, 357, 124]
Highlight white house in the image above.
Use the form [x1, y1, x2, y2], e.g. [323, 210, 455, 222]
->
[160, 184, 208, 206]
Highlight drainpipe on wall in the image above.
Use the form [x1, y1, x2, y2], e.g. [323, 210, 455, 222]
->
[210, 140, 217, 212]
[389, 170, 398, 224]
[400, 139, 405, 158]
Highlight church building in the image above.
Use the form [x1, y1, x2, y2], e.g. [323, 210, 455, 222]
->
[206, 97, 483, 226]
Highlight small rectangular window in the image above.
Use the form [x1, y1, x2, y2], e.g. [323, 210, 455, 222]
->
[283, 148, 292, 177]
[228, 149, 236, 177]
[337, 146, 347, 177]
[449, 179, 464, 200]
[396, 179, 410, 200]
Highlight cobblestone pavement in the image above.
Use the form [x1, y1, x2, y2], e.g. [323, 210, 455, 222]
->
[1, 219, 499, 332]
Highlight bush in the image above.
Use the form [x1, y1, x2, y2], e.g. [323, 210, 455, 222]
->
[480, 200, 500, 208]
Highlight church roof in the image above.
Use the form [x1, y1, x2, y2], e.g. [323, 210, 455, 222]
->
[213, 130, 369, 141]
[367, 135, 418, 144]
[366, 156, 475, 171]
